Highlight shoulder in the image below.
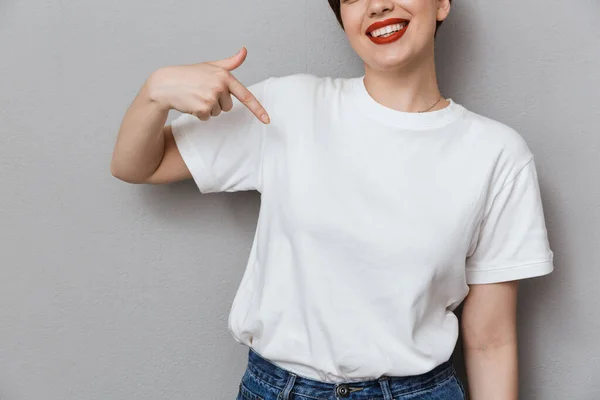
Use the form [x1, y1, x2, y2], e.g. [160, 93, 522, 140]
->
[257, 74, 346, 119]
[265, 73, 348, 97]
[268, 72, 322, 86]
[457, 106, 539, 189]
[461, 106, 534, 166]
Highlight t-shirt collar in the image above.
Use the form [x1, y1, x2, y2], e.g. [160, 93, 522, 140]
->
[348, 75, 464, 130]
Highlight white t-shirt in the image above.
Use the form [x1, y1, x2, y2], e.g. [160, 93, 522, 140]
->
[171, 73, 554, 383]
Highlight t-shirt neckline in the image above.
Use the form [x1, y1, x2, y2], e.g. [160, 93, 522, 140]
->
[348, 75, 464, 130]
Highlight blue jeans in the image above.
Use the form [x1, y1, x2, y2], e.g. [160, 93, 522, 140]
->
[236, 347, 466, 400]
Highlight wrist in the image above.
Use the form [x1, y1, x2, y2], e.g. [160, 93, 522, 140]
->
[145, 68, 171, 112]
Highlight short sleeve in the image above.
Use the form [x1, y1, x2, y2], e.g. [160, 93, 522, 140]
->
[170, 77, 271, 193]
[465, 157, 554, 284]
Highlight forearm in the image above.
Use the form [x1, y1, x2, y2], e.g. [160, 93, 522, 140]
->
[463, 340, 518, 400]
[110, 71, 170, 183]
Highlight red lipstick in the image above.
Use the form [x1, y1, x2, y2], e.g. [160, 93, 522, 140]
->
[366, 18, 409, 45]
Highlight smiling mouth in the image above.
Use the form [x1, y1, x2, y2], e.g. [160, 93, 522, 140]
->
[366, 19, 410, 44]
[367, 22, 408, 38]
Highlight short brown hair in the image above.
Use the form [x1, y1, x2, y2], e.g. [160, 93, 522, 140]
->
[327, 0, 451, 35]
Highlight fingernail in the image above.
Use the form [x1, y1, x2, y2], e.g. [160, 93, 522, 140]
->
[261, 114, 270, 124]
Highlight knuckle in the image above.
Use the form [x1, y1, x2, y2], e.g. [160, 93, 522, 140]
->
[212, 80, 227, 92]
[240, 92, 253, 103]
[201, 94, 217, 106]
[217, 69, 231, 81]
[195, 103, 211, 114]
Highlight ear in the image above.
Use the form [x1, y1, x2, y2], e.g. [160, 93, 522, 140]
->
[436, 0, 452, 22]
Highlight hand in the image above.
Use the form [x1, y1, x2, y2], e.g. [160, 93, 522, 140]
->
[147, 47, 270, 124]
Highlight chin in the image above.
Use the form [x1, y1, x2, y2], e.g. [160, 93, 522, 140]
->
[367, 42, 434, 72]
[363, 49, 415, 72]
[369, 56, 412, 71]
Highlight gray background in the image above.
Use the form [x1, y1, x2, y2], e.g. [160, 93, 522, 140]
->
[1, 0, 598, 399]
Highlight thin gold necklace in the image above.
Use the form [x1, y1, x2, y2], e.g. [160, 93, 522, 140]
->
[418, 95, 443, 113]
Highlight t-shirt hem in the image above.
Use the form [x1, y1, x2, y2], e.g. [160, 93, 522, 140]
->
[170, 115, 216, 193]
[465, 258, 554, 284]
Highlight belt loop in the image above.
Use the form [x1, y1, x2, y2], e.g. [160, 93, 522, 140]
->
[378, 376, 393, 400]
[278, 371, 297, 400]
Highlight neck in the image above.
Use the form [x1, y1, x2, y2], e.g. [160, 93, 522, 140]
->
[362, 50, 448, 113]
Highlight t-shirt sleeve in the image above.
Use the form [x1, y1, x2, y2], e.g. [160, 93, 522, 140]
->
[465, 157, 554, 284]
[170, 77, 272, 193]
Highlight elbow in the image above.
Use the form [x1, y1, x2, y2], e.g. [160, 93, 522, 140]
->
[110, 162, 144, 184]
[460, 280, 519, 351]
[110, 162, 121, 179]
[461, 319, 517, 351]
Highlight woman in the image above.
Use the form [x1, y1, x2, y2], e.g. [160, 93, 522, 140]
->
[110, 0, 554, 398]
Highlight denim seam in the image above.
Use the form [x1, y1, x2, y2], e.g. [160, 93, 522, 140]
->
[247, 367, 280, 392]
[389, 372, 455, 398]
[454, 376, 467, 398]
[247, 362, 455, 400]
[247, 367, 323, 400]
[247, 367, 341, 400]
[240, 380, 264, 400]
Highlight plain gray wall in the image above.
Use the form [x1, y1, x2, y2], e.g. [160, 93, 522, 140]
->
[1, 0, 598, 399]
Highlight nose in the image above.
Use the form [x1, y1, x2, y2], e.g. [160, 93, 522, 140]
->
[368, 0, 394, 17]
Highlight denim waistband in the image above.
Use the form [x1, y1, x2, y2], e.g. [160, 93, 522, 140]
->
[245, 347, 457, 399]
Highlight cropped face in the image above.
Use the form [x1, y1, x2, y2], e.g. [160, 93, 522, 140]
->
[340, 0, 451, 71]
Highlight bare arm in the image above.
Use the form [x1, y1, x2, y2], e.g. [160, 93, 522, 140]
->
[461, 281, 519, 400]
[110, 48, 269, 185]
[110, 72, 172, 184]
[142, 124, 193, 184]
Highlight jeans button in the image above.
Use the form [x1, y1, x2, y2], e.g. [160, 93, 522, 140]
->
[336, 384, 350, 397]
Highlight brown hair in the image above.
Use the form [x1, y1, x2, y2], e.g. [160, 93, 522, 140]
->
[327, 0, 451, 35]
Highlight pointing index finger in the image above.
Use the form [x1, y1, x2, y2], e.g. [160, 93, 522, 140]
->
[227, 75, 270, 124]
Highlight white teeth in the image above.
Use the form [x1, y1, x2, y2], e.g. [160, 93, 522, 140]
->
[370, 23, 407, 38]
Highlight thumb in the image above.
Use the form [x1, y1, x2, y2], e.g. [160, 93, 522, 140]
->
[209, 47, 247, 71]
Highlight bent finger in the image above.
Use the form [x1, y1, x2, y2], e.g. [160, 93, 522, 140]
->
[219, 91, 234, 112]
[210, 103, 222, 117]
